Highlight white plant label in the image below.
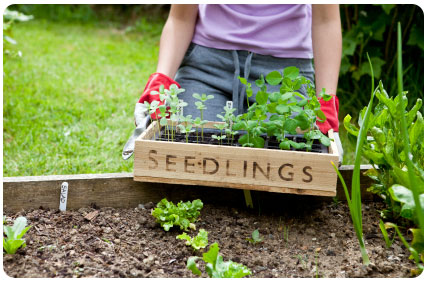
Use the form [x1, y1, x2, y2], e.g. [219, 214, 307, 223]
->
[59, 182, 69, 211]
[226, 101, 233, 109]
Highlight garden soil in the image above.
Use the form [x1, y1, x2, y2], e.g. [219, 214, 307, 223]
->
[3, 199, 417, 278]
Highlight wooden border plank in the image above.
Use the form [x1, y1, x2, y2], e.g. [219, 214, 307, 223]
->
[3, 165, 377, 212]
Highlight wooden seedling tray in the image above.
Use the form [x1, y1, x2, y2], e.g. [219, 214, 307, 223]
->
[134, 121, 339, 196]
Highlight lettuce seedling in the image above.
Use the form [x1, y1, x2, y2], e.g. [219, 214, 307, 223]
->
[187, 242, 252, 278]
[3, 216, 32, 254]
[176, 228, 208, 251]
[246, 229, 263, 244]
[151, 198, 203, 231]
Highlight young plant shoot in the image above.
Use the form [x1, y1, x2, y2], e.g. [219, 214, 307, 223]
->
[187, 242, 252, 278]
[151, 198, 203, 231]
[3, 216, 32, 254]
[176, 229, 209, 251]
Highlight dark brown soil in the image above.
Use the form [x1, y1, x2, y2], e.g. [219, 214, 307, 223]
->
[3, 200, 417, 278]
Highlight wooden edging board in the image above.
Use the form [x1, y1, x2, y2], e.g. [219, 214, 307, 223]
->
[3, 165, 377, 212]
[134, 121, 340, 197]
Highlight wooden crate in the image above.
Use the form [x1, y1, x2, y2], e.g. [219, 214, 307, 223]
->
[134, 121, 339, 196]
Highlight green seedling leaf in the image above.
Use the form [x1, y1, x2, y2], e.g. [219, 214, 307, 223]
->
[276, 104, 289, 115]
[247, 229, 263, 244]
[283, 66, 299, 80]
[256, 91, 268, 105]
[187, 256, 202, 276]
[265, 71, 283, 85]
[188, 242, 252, 278]
[252, 136, 265, 148]
[3, 216, 31, 254]
[343, 114, 359, 136]
[389, 184, 424, 221]
[177, 229, 209, 251]
[269, 92, 281, 102]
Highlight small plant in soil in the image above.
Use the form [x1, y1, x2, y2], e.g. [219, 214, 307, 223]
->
[246, 229, 263, 245]
[187, 242, 252, 278]
[3, 216, 32, 254]
[151, 198, 203, 231]
[176, 229, 208, 251]
[192, 117, 207, 143]
[178, 115, 195, 143]
[193, 93, 214, 141]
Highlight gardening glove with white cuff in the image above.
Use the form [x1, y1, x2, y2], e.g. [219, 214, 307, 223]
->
[122, 73, 180, 160]
[316, 94, 344, 164]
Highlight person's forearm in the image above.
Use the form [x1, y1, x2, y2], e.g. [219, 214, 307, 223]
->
[156, 4, 198, 78]
[312, 4, 342, 96]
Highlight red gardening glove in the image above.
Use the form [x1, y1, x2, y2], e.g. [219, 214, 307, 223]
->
[138, 72, 180, 119]
[316, 95, 339, 134]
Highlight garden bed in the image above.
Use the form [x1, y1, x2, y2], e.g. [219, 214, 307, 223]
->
[3, 199, 415, 278]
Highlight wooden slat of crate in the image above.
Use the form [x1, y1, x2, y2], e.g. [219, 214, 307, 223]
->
[134, 122, 339, 196]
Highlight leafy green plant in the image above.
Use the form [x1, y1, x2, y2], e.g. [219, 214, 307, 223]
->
[246, 229, 263, 244]
[331, 53, 377, 266]
[151, 198, 203, 231]
[234, 67, 332, 150]
[3, 216, 32, 254]
[187, 242, 252, 278]
[212, 122, 227, 145]
[192, 117, 207, 143]
[177, 228, 208, 251]
[178, 115, 195, 143]
[343, 25, 424, 271]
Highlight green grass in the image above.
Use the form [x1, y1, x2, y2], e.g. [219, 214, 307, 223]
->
[3, 19, 357, 177]
[3, 19, 163, 176]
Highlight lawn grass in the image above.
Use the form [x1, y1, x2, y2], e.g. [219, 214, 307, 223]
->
[3, 19, 356, 177]
[3, 19, 163, 176]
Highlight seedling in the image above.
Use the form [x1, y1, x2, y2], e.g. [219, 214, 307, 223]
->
[193, 93, 214, 141]
[246, 229, 263, 244]
[178, 115, 195, 143]
[192, 117, 207, 143]
[151, 198, 203, 231]
[3, 216, 32, 254]
[187, 242, 252, 278]
[213, 122, 227, 145]
[331, 53, 377, 266]
[176, 228, 208, 251]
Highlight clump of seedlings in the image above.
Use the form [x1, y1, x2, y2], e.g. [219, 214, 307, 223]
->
[146, 66, 334, 152]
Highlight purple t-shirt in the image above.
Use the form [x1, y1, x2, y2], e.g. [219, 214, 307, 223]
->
[192, 4, 312, 59]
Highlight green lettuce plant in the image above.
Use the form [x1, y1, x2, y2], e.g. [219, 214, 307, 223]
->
[187, 242, 252, 278]
[3, 216, 32, 254]
[177, 228, 208, 251]
[151, 198, 203, 231]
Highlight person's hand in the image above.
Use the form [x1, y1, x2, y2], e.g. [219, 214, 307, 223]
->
[316, 95, 343, 164]
[122, 73, 180, 160]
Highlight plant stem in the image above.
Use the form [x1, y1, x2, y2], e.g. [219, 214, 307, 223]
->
[396, 22, 424, 235]
[201, 110, 204, 142]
